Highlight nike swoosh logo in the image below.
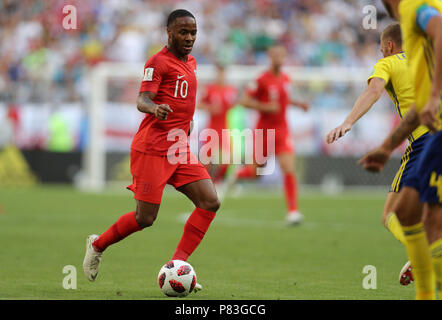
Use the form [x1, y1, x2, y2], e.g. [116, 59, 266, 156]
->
[177, 75, 185, 79]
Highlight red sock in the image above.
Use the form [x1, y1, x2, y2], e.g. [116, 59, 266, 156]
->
[284, 173, 298, 212]
[172, 207, 216, 261]
[93, 211, 142, 252]
[236, 165, 256, 179]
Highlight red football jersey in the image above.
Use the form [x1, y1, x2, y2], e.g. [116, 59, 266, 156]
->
[132, 46, 197, 156]
[247, 70, 291, 130]
[201, 84, 237, 134]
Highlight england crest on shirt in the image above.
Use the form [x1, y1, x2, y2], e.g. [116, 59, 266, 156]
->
[143, 68, 154, 81]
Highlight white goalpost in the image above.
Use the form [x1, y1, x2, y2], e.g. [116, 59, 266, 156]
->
[80, 63, 372, 192]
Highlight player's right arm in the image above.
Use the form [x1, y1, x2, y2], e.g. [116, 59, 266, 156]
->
[197, 86, 221, 115]
[137, 57, 173, 120]
[357, 104, 420, 172]
[240, 93, 278, 113]
[326, 77, 385, 144]
[240, 79, 278, 113]
[136, 91, 173, 120]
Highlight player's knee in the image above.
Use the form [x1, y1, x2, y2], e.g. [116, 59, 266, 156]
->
[135, 211, 157, 228]
[199, 198, 220, 213]
[138, 215, 157, 228]
[391, 205, 405, 224]
[393, 204, 419, 226]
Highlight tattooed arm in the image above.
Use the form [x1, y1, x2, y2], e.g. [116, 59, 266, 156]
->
[382, 104, 420, 151]
[357, 104, 420, 173]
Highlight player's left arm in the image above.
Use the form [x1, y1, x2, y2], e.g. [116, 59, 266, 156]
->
[199, 101, 222, 115]
[287, 77, 309, 111]
[327, 77, 385, 144]
[417, 5, 442, 131]
[290, 98, 310, 112]
[196, 87, 212, 112]
[228, 87, 241, 109]
[197, 100, 211, 111]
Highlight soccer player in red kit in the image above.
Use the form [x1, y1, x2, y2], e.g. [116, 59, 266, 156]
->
[83, 10, 219, 291]
[237, 45, 309, 225]
[198, 63, 238, 183]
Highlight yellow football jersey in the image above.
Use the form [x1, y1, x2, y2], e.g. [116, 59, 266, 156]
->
[399, 0, 442, 131]
[368, 53, 429, 141]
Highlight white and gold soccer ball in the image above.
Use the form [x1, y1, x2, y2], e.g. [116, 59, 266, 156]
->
[157, 260, 197, 297]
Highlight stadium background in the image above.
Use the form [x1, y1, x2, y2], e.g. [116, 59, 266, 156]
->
[0, 0, 404, 190]
[0, 0, 420, 301]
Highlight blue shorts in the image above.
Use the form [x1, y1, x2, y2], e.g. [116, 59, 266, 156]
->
[390, 133, 430, 193]
[403, 131, 442, 204]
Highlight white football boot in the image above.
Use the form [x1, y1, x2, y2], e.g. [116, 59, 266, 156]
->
[83, 234, 102, 281]
[193, 283, 203, 292]
[286, 211, 304, 226]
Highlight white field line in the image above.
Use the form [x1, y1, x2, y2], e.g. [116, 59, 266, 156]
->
[92, 184, 388, 199]
[174, 210, 379, 230]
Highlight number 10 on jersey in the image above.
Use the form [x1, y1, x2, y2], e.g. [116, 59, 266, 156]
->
[174, 77, 188, 98]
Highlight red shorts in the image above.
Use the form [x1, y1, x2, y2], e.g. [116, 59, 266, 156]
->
[201, 128, 231, 159]
[254, 127, 293, 160]
[127, 149, 211, 204]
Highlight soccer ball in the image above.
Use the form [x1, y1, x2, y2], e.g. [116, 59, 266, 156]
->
[157, 260, 197, 297]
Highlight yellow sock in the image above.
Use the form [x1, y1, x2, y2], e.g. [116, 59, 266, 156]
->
[402, 222, 435, 300]
[430, 238, 442, 299]
[385, 212, 406, 244]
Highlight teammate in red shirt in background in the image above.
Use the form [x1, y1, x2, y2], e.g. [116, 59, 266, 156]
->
[198, 63, 238, 184]
[83, 10, 219, 292]
[237, 45, 309, 225]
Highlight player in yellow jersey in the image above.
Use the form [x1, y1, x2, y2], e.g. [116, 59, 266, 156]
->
[359, 0, 442, 300]
[327, 23, 429, 286]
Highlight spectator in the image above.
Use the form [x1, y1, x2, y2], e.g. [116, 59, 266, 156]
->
[0, 0, 392, 104]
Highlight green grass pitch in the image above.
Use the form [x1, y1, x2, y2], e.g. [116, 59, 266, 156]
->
[0, 185, 414, 300]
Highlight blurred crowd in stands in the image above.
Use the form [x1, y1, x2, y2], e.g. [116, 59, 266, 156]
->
[0, 0, 392, 104]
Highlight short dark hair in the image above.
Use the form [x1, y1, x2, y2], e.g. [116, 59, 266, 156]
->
[381, 23, 402, 47]
[167, 9, 195, 27]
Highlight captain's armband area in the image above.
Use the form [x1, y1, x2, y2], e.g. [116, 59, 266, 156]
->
[416, 4, 441, 32]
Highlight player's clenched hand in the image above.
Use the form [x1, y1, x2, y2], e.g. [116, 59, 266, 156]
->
[326, 122, 352, 144]
[357, 147, 392, 173]
[154, 104, 173, 120]
[419, 95, 441, 132]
